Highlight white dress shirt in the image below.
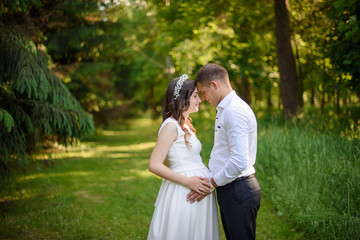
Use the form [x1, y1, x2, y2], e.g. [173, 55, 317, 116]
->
[209, 90, 257, 186]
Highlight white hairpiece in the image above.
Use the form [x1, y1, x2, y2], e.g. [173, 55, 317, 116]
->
[173, 74, 188, 100]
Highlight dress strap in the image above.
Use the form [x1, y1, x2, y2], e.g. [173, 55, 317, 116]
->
[158, 118, 183, 138]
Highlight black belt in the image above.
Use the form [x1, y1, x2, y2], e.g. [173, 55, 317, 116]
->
[235, 174, 255, 181]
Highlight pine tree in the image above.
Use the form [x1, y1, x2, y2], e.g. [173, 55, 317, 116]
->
[0, 24, 94, 177]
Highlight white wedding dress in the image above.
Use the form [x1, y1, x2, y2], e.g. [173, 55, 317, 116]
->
[147, 118, 220, 240]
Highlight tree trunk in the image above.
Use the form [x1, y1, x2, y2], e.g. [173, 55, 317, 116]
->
[336, 88, 340, 115]
[294, 38, 304, 107]
[310, 87, 315, 106]
[343, 89, 347, 106]
[149, 84, 157, 120]
[239, 76, 252, 105]
[321, 89, 325, 113]
[274, 0, 298, 119]
[267, 87, 273, 109]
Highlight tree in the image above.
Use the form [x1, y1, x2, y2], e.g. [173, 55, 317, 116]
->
[0, 0, 97, 176]
[148, 0, 276, 107]
[0, 25, 94, 177]
[43, 0, 134, 120]
[326, 0, 360, 96]
[288, 0, 331, 109]
[274, 0, 298, 118]
[43, 0, 172, 121]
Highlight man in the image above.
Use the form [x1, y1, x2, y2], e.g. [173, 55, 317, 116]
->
[187, 63, 261, 240]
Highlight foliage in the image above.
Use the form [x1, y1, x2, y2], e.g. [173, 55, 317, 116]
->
[148, 0, 359, 114]
[43, 0, 123, 113]
[42, 0, 170, 120]
[0, 25, 94, 177]
[325, 0, 360, 93]
[0, 0, 169, 123]
[0, 0, 43, 16]
[147, 0, 275, 105]
[2, 0, 358, 122]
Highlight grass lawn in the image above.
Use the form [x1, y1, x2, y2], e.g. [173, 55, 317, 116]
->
[0, 117, 303, 239]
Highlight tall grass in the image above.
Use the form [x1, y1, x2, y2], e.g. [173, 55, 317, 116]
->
[257, 125, 359, 239]
[194, 106, 360, 239]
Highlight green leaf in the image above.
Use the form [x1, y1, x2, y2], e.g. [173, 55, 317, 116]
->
[2, 111, 15, 132]
[338, 21, 346, 33]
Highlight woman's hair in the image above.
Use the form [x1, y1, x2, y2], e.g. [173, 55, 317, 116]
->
[162, 76, 197, 148]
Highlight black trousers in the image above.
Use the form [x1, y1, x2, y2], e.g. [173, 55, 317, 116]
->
[216, 176, 261, 240]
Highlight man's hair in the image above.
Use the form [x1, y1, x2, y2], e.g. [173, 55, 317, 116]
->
[195, 63, 229, 86]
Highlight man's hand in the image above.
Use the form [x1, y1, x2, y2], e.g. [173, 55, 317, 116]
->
[186, 177, 217, 203]
[186, 190, 209, 203]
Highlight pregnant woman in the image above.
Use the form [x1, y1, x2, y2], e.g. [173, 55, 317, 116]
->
[147, 74, 219, 240]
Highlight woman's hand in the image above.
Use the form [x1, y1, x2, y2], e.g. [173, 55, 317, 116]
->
[184, 176, 211, 195]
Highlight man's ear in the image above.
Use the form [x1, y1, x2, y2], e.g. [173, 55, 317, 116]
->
[210, 80, 219, 89]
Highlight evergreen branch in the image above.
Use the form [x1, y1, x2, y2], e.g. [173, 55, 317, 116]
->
[0, 124, 28, 166]
[0, 26, 51, 100]
[0, 109, 15, 132]
[0, 25, 95, 177]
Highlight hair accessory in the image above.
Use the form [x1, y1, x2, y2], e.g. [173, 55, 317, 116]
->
[173, 74, 188, 100]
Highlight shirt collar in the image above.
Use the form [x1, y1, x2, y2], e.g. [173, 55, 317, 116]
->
[217, 90, 236, 110]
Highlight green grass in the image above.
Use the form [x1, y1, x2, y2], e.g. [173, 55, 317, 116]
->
[0, 116, 303, 240]
[256, 123, 360, 239]
[1, 118, 159, 239]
